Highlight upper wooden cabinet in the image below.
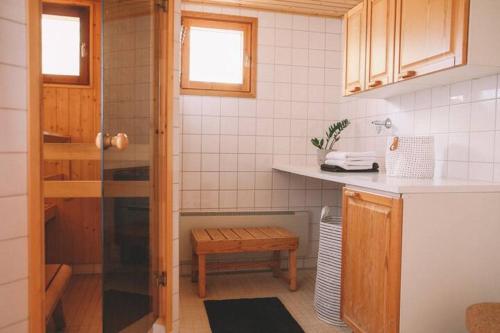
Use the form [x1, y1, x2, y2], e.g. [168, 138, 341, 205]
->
[341, 188, 403, 333]
[365, 0, 396, 89]
[394, 0, 469, 82]
[342, 0, 480, 97]
[343, 2, 366, 96]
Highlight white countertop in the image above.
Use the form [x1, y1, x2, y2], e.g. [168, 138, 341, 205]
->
[273, 164, 500, 194]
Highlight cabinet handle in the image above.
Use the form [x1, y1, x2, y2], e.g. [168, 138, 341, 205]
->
[368, 80, 382, 88]
[345, 190, 360, 199]
[399, 70, 417, 80]
[348, 86, 361, 93]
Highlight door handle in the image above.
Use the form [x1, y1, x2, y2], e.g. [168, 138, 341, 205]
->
[95, 132, 129, 150]
[348, 86, 361, 93]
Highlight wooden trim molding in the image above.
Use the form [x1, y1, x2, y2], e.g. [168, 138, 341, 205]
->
[180, 11, 257, 98]
[27, 0, 45, 332]
[183, 0, 362, 18]
[159, 0, 174, 329]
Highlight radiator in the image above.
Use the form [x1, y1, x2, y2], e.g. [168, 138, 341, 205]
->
[179, 211, 310, 262]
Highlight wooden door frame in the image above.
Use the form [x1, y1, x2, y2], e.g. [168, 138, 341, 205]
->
[27, 0, 174, 332]
[27, 0, 45, 331]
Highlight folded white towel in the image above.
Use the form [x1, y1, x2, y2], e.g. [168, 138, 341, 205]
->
[325, 159, 375, 166]
[325, 151, 376, 160]
[328, 157, 376, 163]
[324, 160, 374, 170]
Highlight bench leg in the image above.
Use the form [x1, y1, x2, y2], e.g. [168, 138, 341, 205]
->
[288, 249, 297, 291]
[198, 254, 206, 298]
[272, 250, 281, 278]
[191, 251, 198, 283]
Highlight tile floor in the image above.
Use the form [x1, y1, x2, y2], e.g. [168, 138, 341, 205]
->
[180, 269, 351, 333]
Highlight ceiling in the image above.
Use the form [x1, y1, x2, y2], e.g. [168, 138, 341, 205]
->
[182, 0, 363, 17]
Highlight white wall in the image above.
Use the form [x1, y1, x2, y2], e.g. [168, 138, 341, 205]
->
[339, 75, 500, 182]
[178, 4, 345, 273]
[0, 1, 29, 332]
[173, 3, 500, 332]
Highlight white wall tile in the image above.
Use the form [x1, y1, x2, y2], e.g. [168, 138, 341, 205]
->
[292, 15, 308, 31]
[449, 104, 471, 132]
[0, 65, 26, 110]
[0, 196, 27, 241]
[275, 14, 292, 29]
[450, 80, 471, 105]
[0, 154, 26, 197]
[0, 110, 26, 153]
[201, 135, 220, 153]
[0, 279, 27, 328]
[471, 75, 497, 101]
[202, 116, 220, 134]
[219, 191, 237, 208]
[275, 29, 292, 47]
[470, 100, 496, 131]
[469, 132, 494, 164]
[0, 19, 26, 67]
[220, 117, 238, 135]
[201, 154, 219, 171]
[0, 238, 27, 284]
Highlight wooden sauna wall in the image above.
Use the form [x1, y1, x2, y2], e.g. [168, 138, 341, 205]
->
[44, 0, 102, 266]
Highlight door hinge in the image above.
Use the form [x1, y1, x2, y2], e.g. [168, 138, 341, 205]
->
[156, 0, 168, 12]
[156, 271, 167, 287]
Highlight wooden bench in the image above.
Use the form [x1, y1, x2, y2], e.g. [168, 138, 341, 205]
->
[191, 227, 299, 298]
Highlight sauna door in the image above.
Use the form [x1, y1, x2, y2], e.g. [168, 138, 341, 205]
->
[101, 1, 160, 332]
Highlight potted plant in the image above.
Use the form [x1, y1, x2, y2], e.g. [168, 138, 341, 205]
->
[311, 119, 350, 165]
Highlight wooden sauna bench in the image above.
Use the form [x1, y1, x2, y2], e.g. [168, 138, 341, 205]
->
[191, 227, 299, 298]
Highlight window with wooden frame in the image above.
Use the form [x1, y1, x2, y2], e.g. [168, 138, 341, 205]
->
[181, 12, 257, 98]
[42, 2, 91, 85]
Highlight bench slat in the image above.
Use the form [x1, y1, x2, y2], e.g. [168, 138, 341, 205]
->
[192, 228, 211, 241]
[274, 227, 296, 238]
[219, 228, 240, 240]
[245, 228, 269, 239]
[259, 227, 289, 239]
[206, 228, 226, 241]
[232, 228, 255, 240]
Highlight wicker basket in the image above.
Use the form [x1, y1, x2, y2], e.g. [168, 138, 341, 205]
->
[385, 136, 434, 178]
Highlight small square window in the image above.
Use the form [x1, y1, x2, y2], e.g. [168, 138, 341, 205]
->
[181, 12, 257, 98]
[42, 2, 91, 85]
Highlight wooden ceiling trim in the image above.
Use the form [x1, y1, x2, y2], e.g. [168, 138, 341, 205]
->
[183, 0, 362, 17]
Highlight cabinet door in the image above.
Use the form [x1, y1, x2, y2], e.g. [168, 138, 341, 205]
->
[366, 0, 396, 89]
[341, 189, 403, 333]
[343, 1, 367, 95]
[394, 0, 469, 81]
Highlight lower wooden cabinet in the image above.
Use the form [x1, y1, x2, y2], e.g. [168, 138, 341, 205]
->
[341, 188, 403, 333]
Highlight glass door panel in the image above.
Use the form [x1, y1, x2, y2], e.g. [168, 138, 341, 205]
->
[101, 1, 159, 332]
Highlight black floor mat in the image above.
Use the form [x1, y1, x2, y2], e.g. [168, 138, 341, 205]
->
[103, 290, 150, 333]
[204, 297, 305, 333]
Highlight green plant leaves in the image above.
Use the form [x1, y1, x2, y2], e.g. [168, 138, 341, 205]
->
[311, 119, 350, 150]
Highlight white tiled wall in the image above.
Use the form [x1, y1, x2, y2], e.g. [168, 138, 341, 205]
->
[178, 4, 345, 270]
[0, 1, 29, 332]
[174, 9, 500, 331]
[338, 74, 500, 182]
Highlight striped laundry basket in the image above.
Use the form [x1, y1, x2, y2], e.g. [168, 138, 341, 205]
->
[314, 206, 346, 327]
